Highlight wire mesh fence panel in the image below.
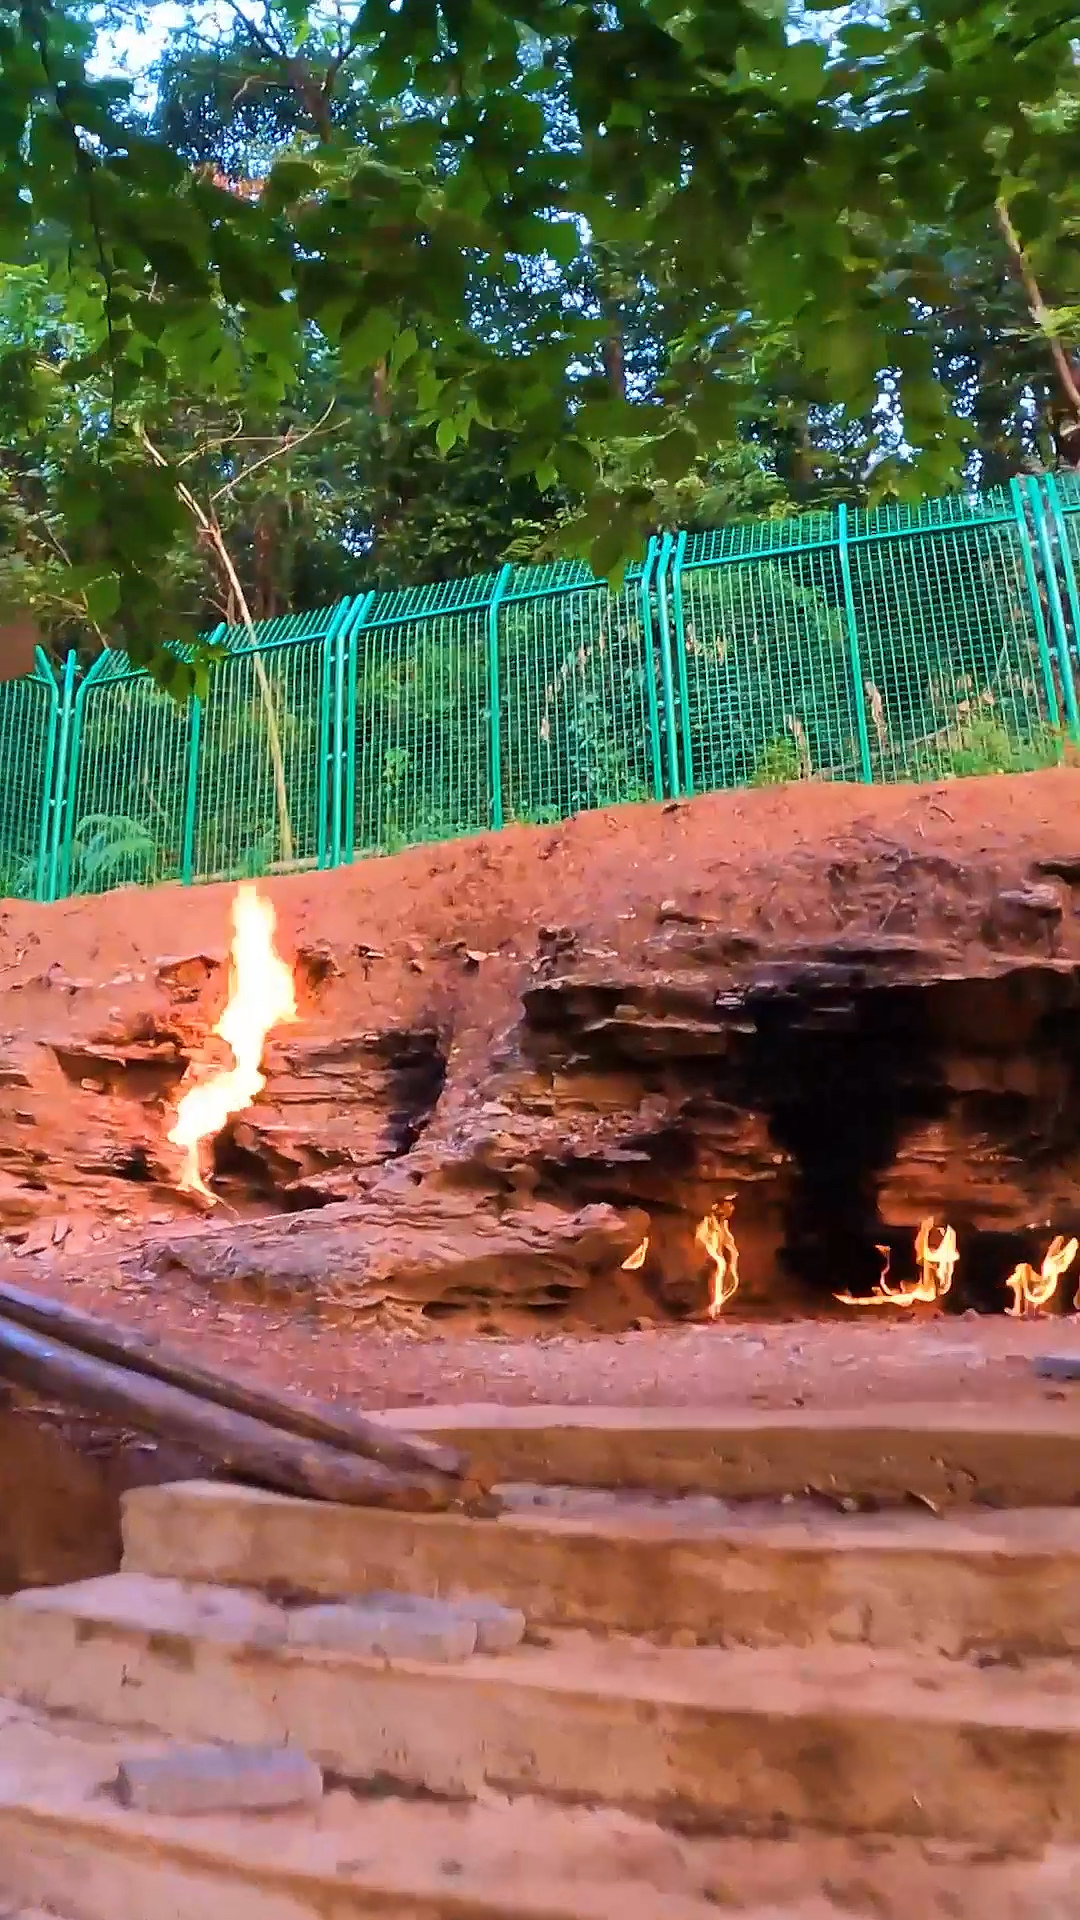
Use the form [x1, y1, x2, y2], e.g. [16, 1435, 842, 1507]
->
[191, 629, 330, 881]
[0, 655, 57, 900]
[22, 476, 1080, 907]
[673, 520, 860, 792]
[498, 562, 662, 824]
[61, 655, 193, 895]
[347, 579, 495, 857]
[846, 492, 1060, 782]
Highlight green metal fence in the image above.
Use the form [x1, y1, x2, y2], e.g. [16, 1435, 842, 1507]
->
[4, 474, 1080, 904]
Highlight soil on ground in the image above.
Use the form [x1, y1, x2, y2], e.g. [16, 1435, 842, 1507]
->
[4, 767, 1079, 997]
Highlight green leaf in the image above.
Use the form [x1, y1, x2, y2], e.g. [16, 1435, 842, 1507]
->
[83, 571, 120, 623]
[652, 426, 699, 482]
[840, 24, 891, 55]
[389, 326, 419, 374]
[263, 159, 322, 211]
[339, 305, 398, 372]
[545, 219, 580, 267]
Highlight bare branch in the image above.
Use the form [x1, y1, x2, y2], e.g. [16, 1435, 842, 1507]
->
[140, 430, 295, 862]
[209, 400, 337, 501]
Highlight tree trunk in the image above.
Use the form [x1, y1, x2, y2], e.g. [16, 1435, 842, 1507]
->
[252, 511, 278, 623]
[603, 329, 627, 401]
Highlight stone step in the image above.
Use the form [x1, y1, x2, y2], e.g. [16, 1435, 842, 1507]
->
[372, 1401, 1080, 1505]
[4, 1572, 1080, 1849]
[0, 1700, 1073, 1920]
[123, 1478, 1080, 1657]
[0, 1702, 861, 1920]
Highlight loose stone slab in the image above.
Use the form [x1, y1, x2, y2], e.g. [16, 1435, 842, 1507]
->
[363, 1589, 527, 1654]
[285, 1599, 478, 1662]
[114, 1742, 323, 1816]
[1032, 1355, 1080, 1381]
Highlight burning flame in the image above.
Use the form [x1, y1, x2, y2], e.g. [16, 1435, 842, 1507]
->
[167, 884, 297, 1202]
[621, 1236, 649, 1271]
[697, 1202, 739, 1317]
[836, 1219, 958, 1309]
[1005, 1235, 1079, 1317]
[914, 1217, 959, 1300]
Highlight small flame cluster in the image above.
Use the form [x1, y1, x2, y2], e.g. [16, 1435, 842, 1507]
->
[623, 1204, 1080, 1321]
[1004, 1235, 1080, 1317]
[837, 1221, 1080, 1317]
[621, 1198, 740, 1317]
[835, 1219, 959, 1310]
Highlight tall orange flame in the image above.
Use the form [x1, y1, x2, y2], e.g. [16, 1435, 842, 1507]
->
[168, 884, 297, 1203]
[836, 1219, 958, 1308]
[1005, 1235, 1079, 1317]
[621, 1236, 649, 1271]
[698, 1202, 739, 1317]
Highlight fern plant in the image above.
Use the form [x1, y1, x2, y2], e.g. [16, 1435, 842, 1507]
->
[67, 814, 164, 893]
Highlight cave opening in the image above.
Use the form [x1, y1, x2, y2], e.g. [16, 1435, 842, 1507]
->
[752, 975, 1080, 1318]
[745, 985, 948, 1307]
[602, 963, 1080, 1323]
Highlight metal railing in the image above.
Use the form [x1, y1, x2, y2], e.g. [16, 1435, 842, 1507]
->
[5, 473, 1080, 903]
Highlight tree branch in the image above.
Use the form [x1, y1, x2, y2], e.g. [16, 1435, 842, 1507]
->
[141, 430, 295, 863]
[995, 198, 1080, 418]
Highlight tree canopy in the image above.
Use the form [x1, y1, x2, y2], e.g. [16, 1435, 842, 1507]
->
[1, 0, 1078, 687]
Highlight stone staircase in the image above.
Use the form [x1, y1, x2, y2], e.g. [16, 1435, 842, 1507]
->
[1, 1403, 1080, 1918]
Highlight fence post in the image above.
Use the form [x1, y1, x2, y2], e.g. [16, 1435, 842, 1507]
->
[1033, 474, 1080, 740]
[1011, 478, 1063, 730]
[179, 622, 225, 886]
[31, 650, 61, 904]
[314, 599, 353, 870]
[45, 650, 79, 902]
[671, 530, 698, 796]
[316, 603, 340, 871]
[637, 538, 666, 801]
[653, 531, 683, 797]
[836, 504, 874, 783]
[487, 563, 513, 830]
[180, 697, 202, 886]
[342, 587, 380, 867]
[334, 594, 374, 868]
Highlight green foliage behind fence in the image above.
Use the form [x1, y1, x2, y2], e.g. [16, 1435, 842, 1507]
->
[6, 473, 1080, 903]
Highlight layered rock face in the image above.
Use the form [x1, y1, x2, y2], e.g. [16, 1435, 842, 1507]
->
[3, 773, 1080, 1322]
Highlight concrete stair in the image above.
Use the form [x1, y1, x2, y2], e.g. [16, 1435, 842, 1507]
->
[370, 1398, 1080, 1505]
[8, 1567, 1080, 1845]
[0, 1701, 840, 1920]
[0, 1702, 1077, 1920]
[1, 1404, 1080, 1918]
[123, 1476, 1080, 1655]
